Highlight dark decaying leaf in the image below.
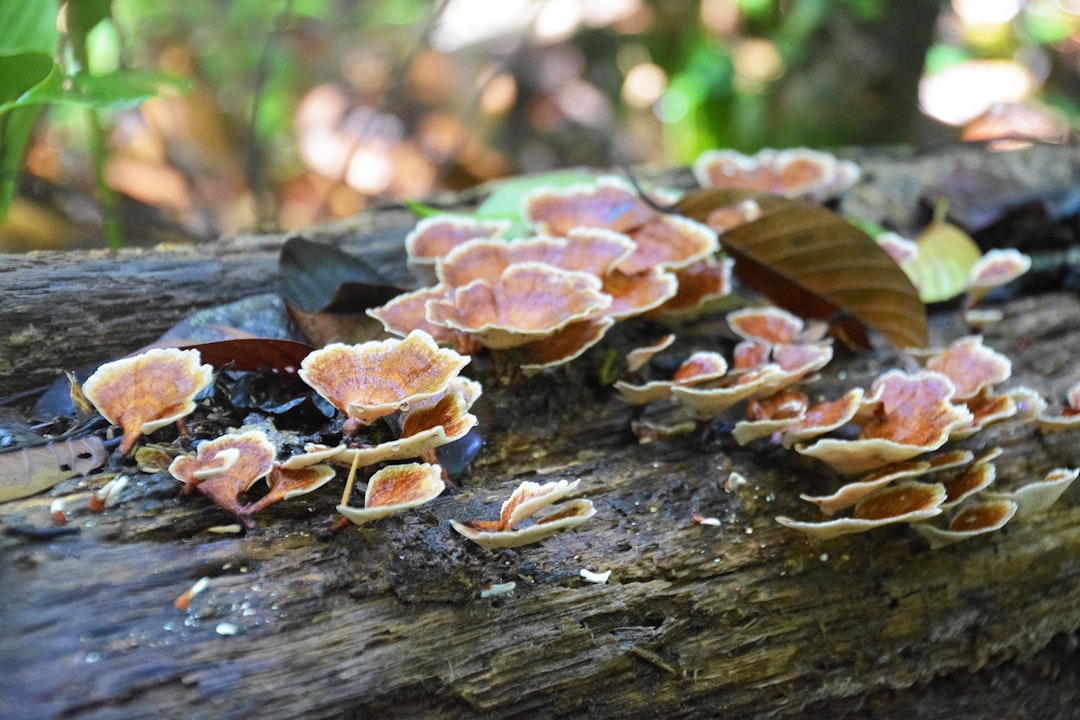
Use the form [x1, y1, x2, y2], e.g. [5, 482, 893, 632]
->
[278, 236, 406, 314]
[175, 338, 314, 374]
[677, 190, 928, 349]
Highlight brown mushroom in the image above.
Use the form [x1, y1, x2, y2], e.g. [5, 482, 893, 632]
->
[82, 348, 214, 455]
[336, 462, 446, 525]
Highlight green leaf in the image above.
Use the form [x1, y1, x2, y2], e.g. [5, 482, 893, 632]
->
[0, 66, 191, 115]
[0, 0, 57, 220]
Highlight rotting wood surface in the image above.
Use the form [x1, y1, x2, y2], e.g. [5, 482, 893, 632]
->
[1, 145, 1080, 719]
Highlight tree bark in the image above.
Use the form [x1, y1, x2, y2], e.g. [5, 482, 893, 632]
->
[1, 144, 1079, 720]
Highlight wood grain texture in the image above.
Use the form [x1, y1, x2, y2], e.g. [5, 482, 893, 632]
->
[1, 145, 1079, 719]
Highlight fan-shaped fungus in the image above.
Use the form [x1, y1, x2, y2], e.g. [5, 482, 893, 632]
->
[426, 263, 611, 349]
[337, 462, 446, 525]
[693, 147, 860, 201]
[299, 330, 470, 425]
[168, 430, 277, 525]
[777, 481, 946, 540]
[450, 479, 596, 548]
[83, 348, 214, 454]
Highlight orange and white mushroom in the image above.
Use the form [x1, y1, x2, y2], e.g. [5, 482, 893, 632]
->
[450, 479, 596, 548]
[298, 330, 470, 425]
[732, 390, 809, 445]
[426, 263, 611, 349]
[1035, 380, 1080, 433]
[647, 257, 734, 317]
[796, 371, 972, 475]
[168, 430, 277, 525]
[693, 147, 860, 201]
[336, 462, 446, 525]
[518, 317, 616, 375]
[615, 350, 729, 405]
[405, 216, 510, 271]
[777, 481, 946, 540]
[523, 177, 656, 236]
[912, 498, 1018, 549]
[625, 334, 676, 374]
[781, 388, 865, 448]
[83, 348, 214, 455]
[727, 306, 805, 345]
[366, 285, 461, 344]
[990, 467, 1079, 519]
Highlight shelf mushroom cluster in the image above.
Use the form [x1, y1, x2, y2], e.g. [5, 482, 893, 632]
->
[369, 177, 733, 373]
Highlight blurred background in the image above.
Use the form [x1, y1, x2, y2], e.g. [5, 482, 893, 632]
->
[4, 0, 1080, 250]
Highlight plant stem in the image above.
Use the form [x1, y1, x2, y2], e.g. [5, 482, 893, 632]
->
[87, 107, 123, 250]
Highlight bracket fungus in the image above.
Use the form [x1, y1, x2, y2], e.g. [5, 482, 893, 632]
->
[298, 330, 470, 425]
[169, 430, 277, 525]
[795, 370, 972, 475]
[336, 462, 446, 526]
[912, 498, 1019, 549]
[450, 479, 596, 549]
[426, 263, 611, 350]
[82, 348, 214, 455]
[692, 147, 861, 201]
[777, 481, 947, 540]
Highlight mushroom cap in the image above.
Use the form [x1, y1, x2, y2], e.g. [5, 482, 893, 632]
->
[778, 481, 946, 540]
[966, 248, 1031, 291]
[940, 461, 996, 510]
[728, 306, 804, 345]
[703, 198, 763, 233]
[672, 365, 787, 419]
[625, 334, 676, 374]
[519, 317, 616, 375]
[991, 467, 1079, 519]
[405, 216, 509, 266]
[601, 268, 679, 320]
[367, 285, 461, 343]
[438, 230, 635, 288]
[523, 176, 656, 236]
[781, 388, 865, 448]
[83, 348, 214, 454]
[336, 462, 446, 525]
[298, 330, 469, 424]
[925, 336, 1012, 400]
[619, 215, 718, 275]
[451, 498, 595, 549]
[426, 263, 611, 349]
[647, 257, 734, 317]
[799, 460, 933, 516]
[912, 498, 1018, 549]
[168, 430, 277, 522]
[693, 147, 860, 201]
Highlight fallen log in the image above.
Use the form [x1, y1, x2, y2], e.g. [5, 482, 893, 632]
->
[1, 144, 1079, 720]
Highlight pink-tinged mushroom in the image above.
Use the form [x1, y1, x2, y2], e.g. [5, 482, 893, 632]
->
[438, 230, 635, 288]
[450, 479, 596, 548]
[615, 351, 729, 405]
[693, 147, 860, 201]
[336, 462, 446, 525]
[781, 388, 865, 448]
[646, 257, 734, 317]
[671, 365, 787, 419]
[965, 248, 1031, 307]
[169, 430, 277, 525]
[796, 371, 972, 475]
[912, 498, 1018, 549]
[727, 307, 804, 345]
[298, 330, 470, 425]
[625, 334, 676, 373]
[733, 340, 771, 370]
[618, 215, 718, 275]
[777, 482, 946, 540]
[875, 232, 919, 266]
[367, 285, 462, 345]
[426, 263, 611, 349]
[990, 467, 1079, 520]
[925, 336, 1012, 400]
[405, 216, 509, 268]
[601, 268, 679, 320]
[523, 177, 656, 236]
[83, 348, 214, 455]
[518, 317, 616, 375]
[1004, 385, 1048, 422]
